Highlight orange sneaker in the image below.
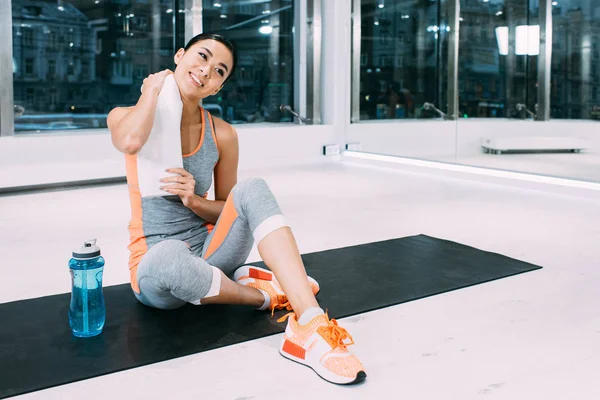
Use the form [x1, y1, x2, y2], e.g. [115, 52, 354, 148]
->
[233, 265, 320, 316]
[277, 312, 367, 385]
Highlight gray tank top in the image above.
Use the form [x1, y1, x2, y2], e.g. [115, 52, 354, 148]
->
[138, 107, 219, 251]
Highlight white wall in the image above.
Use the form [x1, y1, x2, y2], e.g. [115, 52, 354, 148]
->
[0, 124, 338, 188]
[346, 118, 600, 182]
[347, 119, 600, 162]
[456, 119, 600, 157]
[347, 119, 600, 160]
[346, 120, 458, 163]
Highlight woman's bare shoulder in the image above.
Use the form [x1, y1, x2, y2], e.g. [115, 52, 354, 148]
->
[211, 115, 238, 145]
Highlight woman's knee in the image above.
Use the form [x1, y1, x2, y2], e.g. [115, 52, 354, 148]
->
[137, 275, 186, 310]
[233, 178, 280, 214]
[138, 239, 215, 304]
[233, 177, 271, 200]
[231, 178, 287, 242]
[152, 239, 191, 254]
[139, 240, 206, 281]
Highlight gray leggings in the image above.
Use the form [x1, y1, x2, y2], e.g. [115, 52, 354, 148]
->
[134, 178, 286, 309]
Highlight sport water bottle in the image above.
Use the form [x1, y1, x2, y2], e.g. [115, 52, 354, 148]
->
[68, 239, 106, 337]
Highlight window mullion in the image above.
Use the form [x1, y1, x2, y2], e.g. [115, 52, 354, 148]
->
[0, 0, 15, 137]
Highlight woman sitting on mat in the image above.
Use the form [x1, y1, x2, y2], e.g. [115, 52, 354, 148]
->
[107, 33, 366, 385]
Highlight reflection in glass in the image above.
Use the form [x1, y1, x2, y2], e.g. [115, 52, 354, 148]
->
[201, 0, 295, 124]
[458, 0, 539, 119]
[11, 0, 294, 132]
[456, 1, 600, 183]
[11, 0, 182, 133]
[359, 0, 450, 120]
[551, 0, 600, 120]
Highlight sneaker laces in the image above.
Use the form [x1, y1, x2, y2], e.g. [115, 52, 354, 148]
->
[266, 280, 293, 317]
[276, 311, 355, 350]
[277, 311, 295, 323]
[269, 296, 292, 318]
[250, 280, 292, 318]
[318, 315, 355, 350]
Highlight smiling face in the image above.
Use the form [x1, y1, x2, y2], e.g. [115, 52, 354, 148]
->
[173, 39, 234, 101]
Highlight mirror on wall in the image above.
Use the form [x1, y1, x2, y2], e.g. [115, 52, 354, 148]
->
[347, 0, 600, 184]
[346, 0, 458, 164]
[456, 0, 600, 183]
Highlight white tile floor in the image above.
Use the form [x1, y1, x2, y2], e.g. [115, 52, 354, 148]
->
[1, 161, 599, 400]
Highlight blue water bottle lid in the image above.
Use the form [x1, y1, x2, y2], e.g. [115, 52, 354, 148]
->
[72, 239, 101, 259]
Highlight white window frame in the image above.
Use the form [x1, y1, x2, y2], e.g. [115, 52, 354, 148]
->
[1, 0, 320, 138]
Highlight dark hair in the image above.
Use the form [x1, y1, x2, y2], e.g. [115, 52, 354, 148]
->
[184, 33, 237, 82]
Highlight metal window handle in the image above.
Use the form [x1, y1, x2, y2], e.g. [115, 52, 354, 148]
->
[280, 105, 310, 124]
[516, 103, 537, 119]
[14, 105, 25, 118]
[423, 102, 448, 120]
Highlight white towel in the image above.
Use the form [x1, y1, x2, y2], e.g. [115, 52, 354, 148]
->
[137, 74, 184, 198]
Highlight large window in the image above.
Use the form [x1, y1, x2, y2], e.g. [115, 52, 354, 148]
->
[350, 1, 600, 183]
[355, 0, 600, 122]
[201, 0, 295, 124]
[9, 0, 294, 134]
[11, 0, 181, 133]
[459, 0, 539, 119]
[357, 0, 450, 121]
[551, 0, 600, 120]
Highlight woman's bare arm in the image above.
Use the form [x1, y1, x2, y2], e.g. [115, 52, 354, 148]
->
[106, 69, 172, 155]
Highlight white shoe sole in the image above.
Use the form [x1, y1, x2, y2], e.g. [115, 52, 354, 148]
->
[278, 340, 367, 385]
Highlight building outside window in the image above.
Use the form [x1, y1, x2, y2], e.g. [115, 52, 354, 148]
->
[458, 0, 539, 119]
[357, 0, 450, 120]
[354, 0, 600, 121]
[201, 0, 295, 123]
[551, 0, 600, 119]
[10, 0, 294, 133]
[11, 0, 166, 131]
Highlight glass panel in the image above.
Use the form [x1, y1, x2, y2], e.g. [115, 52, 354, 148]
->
[551, 0, 599, 120]
[358, 0, 450, 121]
[12, 0, 181, 133]
[458, 0, 538, 119]
[347, 0, 457, 165]
[456, 0, 600, 183]
[201, 0, 295, 124]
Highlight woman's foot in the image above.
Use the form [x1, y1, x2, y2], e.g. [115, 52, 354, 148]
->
[277, 312, 367, 385]
[233, 265, 320, 316]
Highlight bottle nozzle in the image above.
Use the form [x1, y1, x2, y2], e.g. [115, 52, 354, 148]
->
[73, 239, 101, 259]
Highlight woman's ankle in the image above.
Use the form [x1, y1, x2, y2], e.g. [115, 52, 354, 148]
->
[240, 285, 268, 308]
[297, 306, 325, 325]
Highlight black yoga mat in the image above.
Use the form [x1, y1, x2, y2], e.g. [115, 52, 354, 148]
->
[0, 235, 542, 398]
